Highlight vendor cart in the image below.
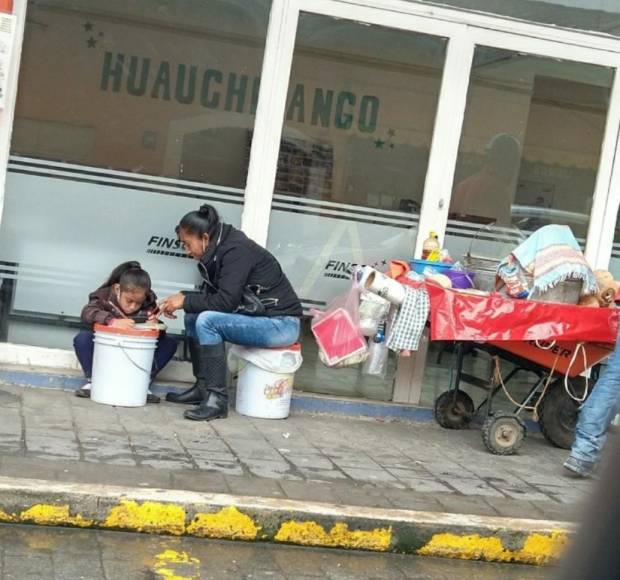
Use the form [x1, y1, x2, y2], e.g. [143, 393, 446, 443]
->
[399, 278, 619, 455]
[434, 339, 612, 454]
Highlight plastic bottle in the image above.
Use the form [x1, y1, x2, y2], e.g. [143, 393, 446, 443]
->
[373, 321, 386, 344]
[421, 231, 440, 261]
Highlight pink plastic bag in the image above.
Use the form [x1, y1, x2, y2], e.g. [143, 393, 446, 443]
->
[311, 280, 367, 367]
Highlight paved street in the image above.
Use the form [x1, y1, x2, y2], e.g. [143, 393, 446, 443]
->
[0, 384, 592, 522]
[0, 523, 552, 579]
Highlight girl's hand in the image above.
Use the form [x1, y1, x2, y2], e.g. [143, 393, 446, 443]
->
[158, 293, 185, 318]
[110, 318, 135, 329]
[147, 307, 161, 322]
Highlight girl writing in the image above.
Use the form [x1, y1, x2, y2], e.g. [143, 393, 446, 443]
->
[73, 261, 178, 402]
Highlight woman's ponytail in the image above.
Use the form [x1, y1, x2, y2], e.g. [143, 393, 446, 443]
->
[176, 204, 221, 238]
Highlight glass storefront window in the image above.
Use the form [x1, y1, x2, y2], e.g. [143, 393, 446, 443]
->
[417, 0, 620, 37]
[445, 46, 614, 264]
[0, 0, 271, 347]
[266, 13, 448, 400]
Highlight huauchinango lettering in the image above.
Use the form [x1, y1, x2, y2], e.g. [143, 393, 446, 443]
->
[100, 52, 380, 133]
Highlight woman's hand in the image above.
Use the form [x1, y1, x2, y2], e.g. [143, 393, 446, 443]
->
[158, 293, 185, 318]
[110, 318, 135, 329]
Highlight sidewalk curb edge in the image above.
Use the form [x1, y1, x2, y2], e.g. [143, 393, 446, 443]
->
[0, 475, 572, 565]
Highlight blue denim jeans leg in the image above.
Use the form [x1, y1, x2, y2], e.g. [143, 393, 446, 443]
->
[570, 330, 620, 464]
[185, 312, 300, 348]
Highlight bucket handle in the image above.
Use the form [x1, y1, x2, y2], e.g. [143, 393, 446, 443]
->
[119, 343, 152, 375]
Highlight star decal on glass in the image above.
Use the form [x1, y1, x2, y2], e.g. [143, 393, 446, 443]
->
[86, 36, 97, 48]
[83, 21, 93, 31]
[374, 139, 386, 149]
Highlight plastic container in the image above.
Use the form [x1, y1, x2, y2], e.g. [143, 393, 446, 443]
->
[90, 323, 158, 407]
[410, 259, 453, 275]
[235, 344, 302, 419]
[463, 254, 501, 292]
[363, 269, 406, 305]
[421, 231, 440, 260]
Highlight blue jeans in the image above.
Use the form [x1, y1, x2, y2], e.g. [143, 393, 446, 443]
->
[73, 330, 178, 380]
[185, 312, 300, 348]
[570, 332, 620, 464]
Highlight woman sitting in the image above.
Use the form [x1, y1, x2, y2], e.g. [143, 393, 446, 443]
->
[159, 204, 302, 421]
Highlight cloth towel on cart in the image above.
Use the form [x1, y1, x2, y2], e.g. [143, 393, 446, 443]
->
[386, 287, 430, 352]
[498, 224, 597, 296]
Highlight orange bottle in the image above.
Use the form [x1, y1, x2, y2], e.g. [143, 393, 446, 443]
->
[421, 231, 440, 261]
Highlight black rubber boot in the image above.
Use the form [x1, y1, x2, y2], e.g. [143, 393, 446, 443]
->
[184, 343, 229, 421]
[166, 339, 202, 404]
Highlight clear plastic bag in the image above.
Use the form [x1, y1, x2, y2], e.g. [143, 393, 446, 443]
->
[359, 291, 391, 337]
[311, 279, 368, 367]
[405, 270, 424, 282]
[362, 340, 389, 377]
[228, 344, 303, 374]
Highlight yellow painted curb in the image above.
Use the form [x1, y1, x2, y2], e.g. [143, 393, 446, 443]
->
[187, 506, 260, 540]
[102, 500, 186, 535]
[417, 531, 569, 565]
[0, 476, 573, 565]
[275, 521, 392, 551]
[20, 504, 93, 528]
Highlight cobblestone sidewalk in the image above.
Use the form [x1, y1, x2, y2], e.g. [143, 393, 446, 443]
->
[0, 383, 595, 521]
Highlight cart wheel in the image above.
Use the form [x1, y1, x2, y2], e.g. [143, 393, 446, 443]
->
[538, 378, 588, 450]
[482, 412, 526, 455]
[434, 390, 475, 430]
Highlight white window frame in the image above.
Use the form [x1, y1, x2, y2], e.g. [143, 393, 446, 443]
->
[243, 0, 620, 270]
[0, 0, 27, 224]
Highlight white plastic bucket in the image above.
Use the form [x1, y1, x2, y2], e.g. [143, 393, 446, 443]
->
[235, 362, 295, 419]
[90, 324, 159, 407]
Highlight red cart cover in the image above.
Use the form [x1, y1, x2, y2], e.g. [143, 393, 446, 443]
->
[399, 277, 618, 343]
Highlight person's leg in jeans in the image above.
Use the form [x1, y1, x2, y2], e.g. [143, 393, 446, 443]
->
[566, 336, 620, 477]
[73, 330, 94, 398]
[193, 312, 300, 348]
[151, 334, 178, 379]
[183, 312, 300, 422]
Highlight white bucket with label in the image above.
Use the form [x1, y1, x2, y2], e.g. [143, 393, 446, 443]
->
[90, 323, 159, 407]
[232, 344, 302, 419]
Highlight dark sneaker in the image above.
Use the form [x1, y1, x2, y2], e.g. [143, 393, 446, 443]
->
[146, 392, 161, 404]
[563, 456, 596, 478]
[75, 383, 92, 398]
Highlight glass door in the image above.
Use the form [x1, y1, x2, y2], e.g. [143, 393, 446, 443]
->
[264, 10, 449, 400]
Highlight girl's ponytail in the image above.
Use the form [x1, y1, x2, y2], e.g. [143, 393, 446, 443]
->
[101, 261, 151, 292]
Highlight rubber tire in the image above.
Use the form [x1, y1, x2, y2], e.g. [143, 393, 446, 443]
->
[482, 412, 526, 455]
[538, 378, 588, 450]
[434, 389, 475, 430]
